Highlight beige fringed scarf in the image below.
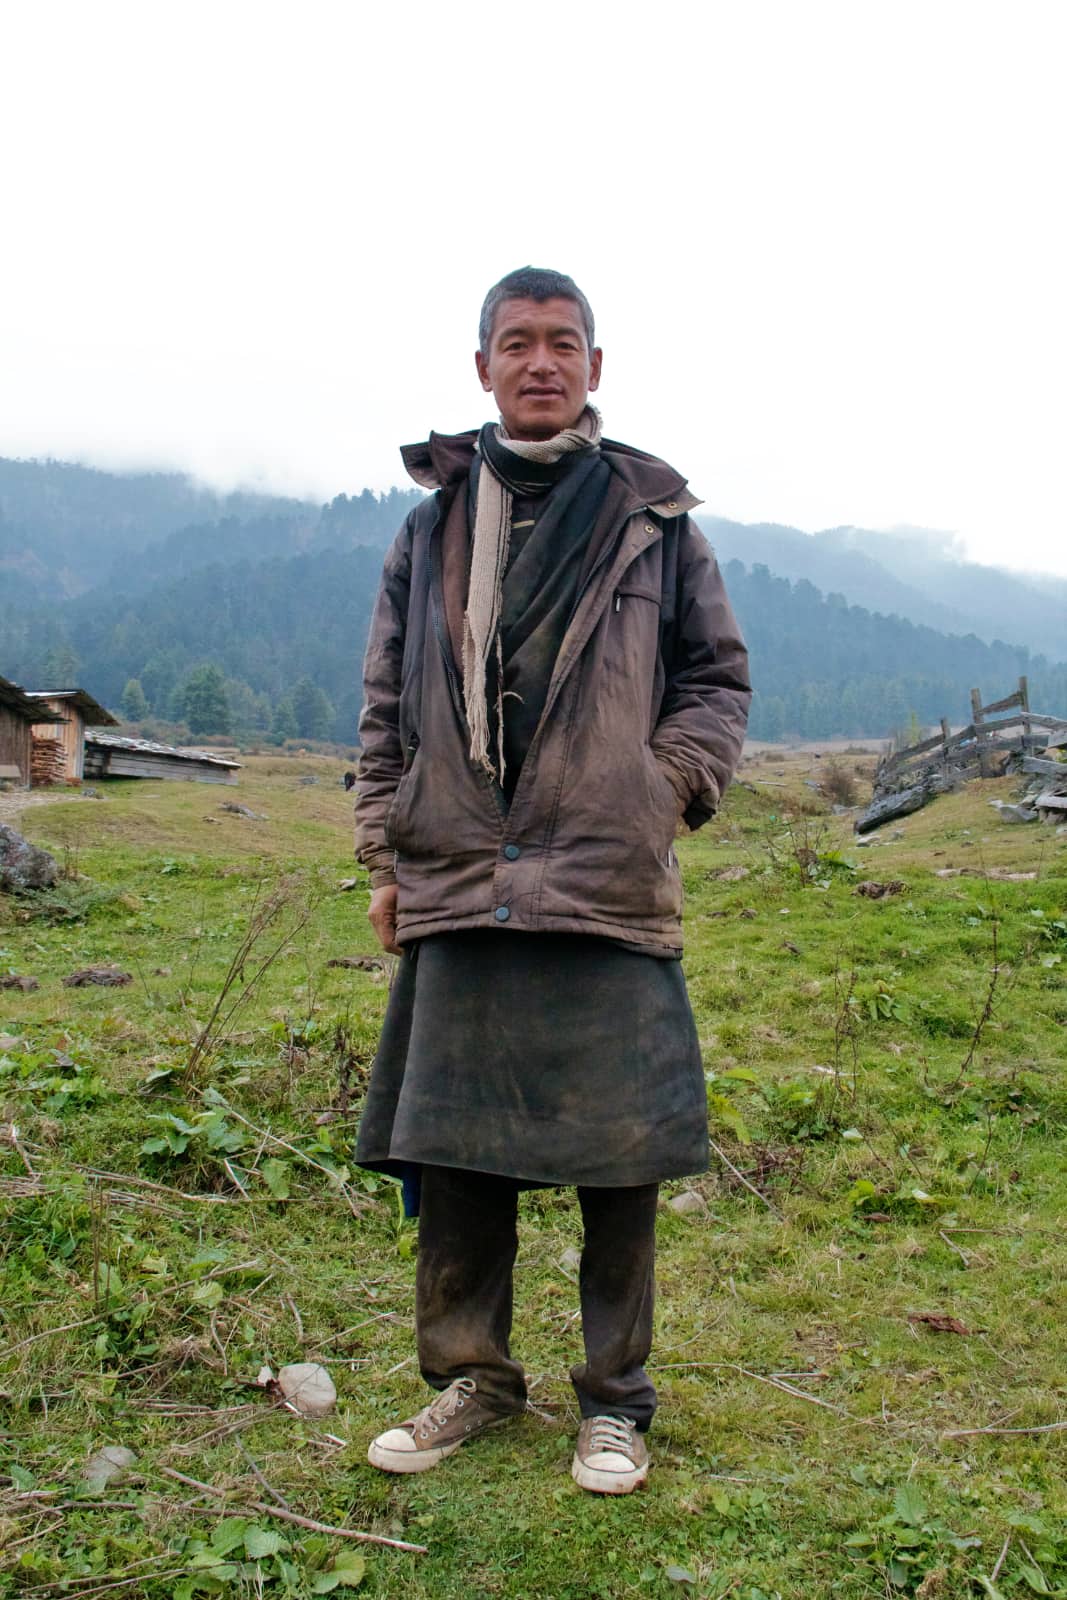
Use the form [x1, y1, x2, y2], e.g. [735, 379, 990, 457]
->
[463, 404, 603, 780]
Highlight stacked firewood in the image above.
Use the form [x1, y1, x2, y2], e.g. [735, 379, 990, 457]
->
[30, 736, 66, 786]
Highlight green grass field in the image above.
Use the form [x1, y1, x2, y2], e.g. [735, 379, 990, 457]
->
[1, 754, 1065, 1600]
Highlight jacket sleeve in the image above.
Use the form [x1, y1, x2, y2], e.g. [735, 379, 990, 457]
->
[649, 516, 751, 830]
[353, 516, 414, 888]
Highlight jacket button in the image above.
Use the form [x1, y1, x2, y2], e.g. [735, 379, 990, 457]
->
[503, 844, 521, 861]
[667, 500, 678, 509]
[494, 905, 510, 922]
[644, 523, 654, 533]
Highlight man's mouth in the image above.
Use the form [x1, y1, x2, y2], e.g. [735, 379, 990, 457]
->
[521, 388, 563, 399]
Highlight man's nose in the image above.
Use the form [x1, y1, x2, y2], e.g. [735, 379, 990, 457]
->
[526, 342, 557, 374]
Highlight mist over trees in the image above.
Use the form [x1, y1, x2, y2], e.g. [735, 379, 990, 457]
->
[1, 456, 1064, 746]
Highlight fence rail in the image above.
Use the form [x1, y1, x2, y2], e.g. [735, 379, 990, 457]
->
[877, 679, 1067, 792]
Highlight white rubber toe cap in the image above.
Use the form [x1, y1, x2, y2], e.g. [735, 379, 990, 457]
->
[367, 1427, 462, 1474]
[571, 1448, 649, 1494]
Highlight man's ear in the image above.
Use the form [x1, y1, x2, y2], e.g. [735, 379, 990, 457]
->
[588, 346, 603, 392]
[475, 350, 493, 392]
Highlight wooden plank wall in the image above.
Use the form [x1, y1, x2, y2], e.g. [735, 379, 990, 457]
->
[0, 708, 32, 785]
[31, 700, 83, 779]
[84, 747, 237, 785]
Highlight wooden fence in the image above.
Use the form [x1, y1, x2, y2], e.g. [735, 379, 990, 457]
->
[876, 678, 1067, 794]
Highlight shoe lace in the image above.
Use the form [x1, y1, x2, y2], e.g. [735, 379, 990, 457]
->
[416, 1377, 476, 1436]
[587, 1415, 635, 1455]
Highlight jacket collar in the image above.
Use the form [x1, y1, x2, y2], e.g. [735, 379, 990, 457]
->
[399, 429, 701, 517]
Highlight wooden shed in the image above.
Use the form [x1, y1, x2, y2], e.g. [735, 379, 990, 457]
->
[28, 689, 119, 782]
[0, 676, 65, 786]
[84, 732, 240, 785]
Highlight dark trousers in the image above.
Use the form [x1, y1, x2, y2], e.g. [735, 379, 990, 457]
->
[415, 1164, 659, 1431]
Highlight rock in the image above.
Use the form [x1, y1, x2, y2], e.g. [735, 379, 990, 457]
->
[220, 803, 267, 820]
[738, 907, 758, 920]
[558, 1246, 582, 1277]
[989, 800, 1039, 824]
[711, 864, 749, 881]
[0, 1033, 24, 1053]
[326, 955, 384, 971]
[0, 825, 58, 893]
[669, 1190, 707, 1216]
[82, 1444, 137, 1491]
[298, 774, 318, 786]
[0, 975, 38, 992]
[277, 1362, 337, 1417]
[337, 878, 360, 891]
[62, 966, 133, 988]
[854, 880, 907, 899]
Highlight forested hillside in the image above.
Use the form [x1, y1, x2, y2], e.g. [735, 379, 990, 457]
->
[2, 455, 1065, 744]
[702, 516, 1067, 662]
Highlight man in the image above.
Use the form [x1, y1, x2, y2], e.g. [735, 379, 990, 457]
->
[353, 266, 750, 1494]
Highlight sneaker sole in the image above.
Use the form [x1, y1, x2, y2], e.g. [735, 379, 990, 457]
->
[571, 1454, 649, 1495]
[367, 1415, 513, 1475]
[367, 1436, 465, 1473]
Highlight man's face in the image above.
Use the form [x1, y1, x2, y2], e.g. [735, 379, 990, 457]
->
[475, 296, 602, 441]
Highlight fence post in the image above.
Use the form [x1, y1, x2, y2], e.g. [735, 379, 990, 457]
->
[971, 686, 993, 777]
[1018, 674, 1032, 754]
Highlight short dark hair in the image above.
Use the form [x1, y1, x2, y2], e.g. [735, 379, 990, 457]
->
[478, 266, 596, 356]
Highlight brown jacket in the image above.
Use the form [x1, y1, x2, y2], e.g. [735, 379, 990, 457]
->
[355, 432, 750, 954]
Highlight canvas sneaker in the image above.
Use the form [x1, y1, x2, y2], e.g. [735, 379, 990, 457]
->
[367, 1377, 513, 1473]
[571, 1414, 649, 1494]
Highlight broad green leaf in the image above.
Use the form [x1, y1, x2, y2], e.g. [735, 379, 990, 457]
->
[1008, 1513, 1048, 1536]
[330, 1550, 367, 1587]
[191, 1279, 224, 1308]
[210, 1516, 248, 1555]
[261, 1158, 291, 1200]
[976, 1579, 1009, 1600]
[665, 1567, 696, 1585]
[892, 1483, 926, 1526]
[243, 1526, 288, 1559]
[9, 1464, 35, 1490]
[841, 1127, 863, 1141]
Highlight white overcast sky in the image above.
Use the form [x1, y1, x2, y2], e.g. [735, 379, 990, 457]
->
[2, 1, 1065, 576]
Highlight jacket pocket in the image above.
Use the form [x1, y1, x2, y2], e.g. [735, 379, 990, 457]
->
[383, 736, 420, 850]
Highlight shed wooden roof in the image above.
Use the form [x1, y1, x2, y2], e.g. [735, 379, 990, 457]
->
[26, 688, 119, 727]
[0, 676, 65, 723]
[85, 731, 241, 769]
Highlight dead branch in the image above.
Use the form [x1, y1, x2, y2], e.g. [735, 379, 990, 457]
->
[158, 1466, 426, 1553]
[709, 1137, 782, 1217]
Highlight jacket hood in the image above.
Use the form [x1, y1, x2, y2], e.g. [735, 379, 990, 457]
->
[399, 429, 701, 517]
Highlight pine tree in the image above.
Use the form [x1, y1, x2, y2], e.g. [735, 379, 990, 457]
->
[120, 678, 148, 722]
[271, 697, 298, 744]
[291, 676, 333, 740]
[178, 663, 231, 735]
